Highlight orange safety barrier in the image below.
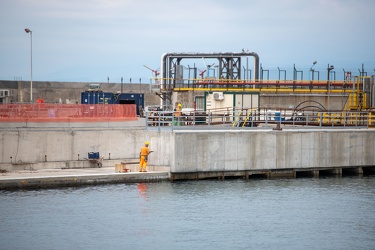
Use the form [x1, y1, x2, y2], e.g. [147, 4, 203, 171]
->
[0, 104, 138, 122]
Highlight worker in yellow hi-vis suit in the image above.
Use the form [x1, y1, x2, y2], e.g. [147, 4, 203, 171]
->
[173, 103, 182, 126]
[139, 141, 151, 172]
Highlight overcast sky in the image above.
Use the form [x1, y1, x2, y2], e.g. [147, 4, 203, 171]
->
[1, 0, 374, 83]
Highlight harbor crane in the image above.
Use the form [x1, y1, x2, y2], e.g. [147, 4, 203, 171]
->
[143, 65, 160, 77]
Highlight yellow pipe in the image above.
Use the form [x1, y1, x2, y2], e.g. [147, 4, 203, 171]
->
[174, 87, 348, 94]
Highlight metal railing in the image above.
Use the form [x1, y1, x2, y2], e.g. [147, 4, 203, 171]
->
[146, 108, 375, 130]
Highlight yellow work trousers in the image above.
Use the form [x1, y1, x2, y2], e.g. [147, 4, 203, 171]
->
[139, 155, 148, 172]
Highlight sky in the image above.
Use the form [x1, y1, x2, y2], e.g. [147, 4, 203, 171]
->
[1, 0, 374, 83]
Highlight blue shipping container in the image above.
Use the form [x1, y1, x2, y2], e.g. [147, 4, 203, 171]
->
[81, 92, 144, 116]
[81, 92, 114, 104]
[114, 93, 144, 116]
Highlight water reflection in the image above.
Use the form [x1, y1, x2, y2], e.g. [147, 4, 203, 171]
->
[137, 183, 147, 198]
[0, 177, 374, 250]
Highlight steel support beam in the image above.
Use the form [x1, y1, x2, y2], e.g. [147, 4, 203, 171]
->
[160, 52, 260, 110]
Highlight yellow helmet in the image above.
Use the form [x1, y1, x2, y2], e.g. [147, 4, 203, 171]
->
[178, 103, 182, 107]
[145, 141, 149, 145]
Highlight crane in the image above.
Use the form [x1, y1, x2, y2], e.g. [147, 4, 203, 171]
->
[198, 69, 206, 79]
[143, 65, 160, 77]
[202, 57, 216, 78]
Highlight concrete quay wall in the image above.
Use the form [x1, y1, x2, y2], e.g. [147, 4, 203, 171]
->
[1, 127, 375, 179]
[0, 128, 171, 171]
[171, 129, 375, 178]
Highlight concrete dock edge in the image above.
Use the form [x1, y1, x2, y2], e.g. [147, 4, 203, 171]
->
[0, 172, 170, 190]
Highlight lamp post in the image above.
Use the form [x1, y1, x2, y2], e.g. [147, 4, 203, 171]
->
[310, 61, 317, 81]
[326, 64, 334, 109]
[24, 28, 33, 102]
[121, 77, 123, 93]
[327, 64, 334, 90]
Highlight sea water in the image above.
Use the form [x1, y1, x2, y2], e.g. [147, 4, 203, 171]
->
[1, 176, 375, 250]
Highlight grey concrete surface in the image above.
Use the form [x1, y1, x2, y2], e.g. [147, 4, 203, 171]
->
[171, 128, 375, 173]
[0, 118, 147, 128]
[0, 167, 170, 190]
[0, 119, 171, 168]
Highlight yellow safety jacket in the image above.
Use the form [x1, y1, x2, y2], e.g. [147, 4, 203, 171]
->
[140, 146, 149, 156]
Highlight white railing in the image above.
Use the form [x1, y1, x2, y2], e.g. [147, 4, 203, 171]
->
[145, 108, 374, 130]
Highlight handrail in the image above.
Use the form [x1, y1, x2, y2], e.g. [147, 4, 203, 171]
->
[232, 110, 242, 127]
[154, 77, 352, 85]
[242, 110, 254, 127]
[146, 108, 372, 129]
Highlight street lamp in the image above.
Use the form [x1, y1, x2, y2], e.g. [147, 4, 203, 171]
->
[309, 61, 317, 81]
[327, 64, 334, 90]
[121, 77, 123, 93]
[24, 28, 33, 102]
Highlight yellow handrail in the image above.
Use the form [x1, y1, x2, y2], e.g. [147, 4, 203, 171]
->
[232, 111, 243, 127]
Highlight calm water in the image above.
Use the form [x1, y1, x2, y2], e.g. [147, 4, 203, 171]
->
[1, 177, 375, 250]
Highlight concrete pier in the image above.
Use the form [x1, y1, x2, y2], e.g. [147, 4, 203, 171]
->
[1, 124, 375, 188]
[0, 167, 170, 190]
[169, 128, 375, 179]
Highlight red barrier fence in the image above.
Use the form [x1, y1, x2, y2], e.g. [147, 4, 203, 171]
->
[0, 104, 137, 122]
